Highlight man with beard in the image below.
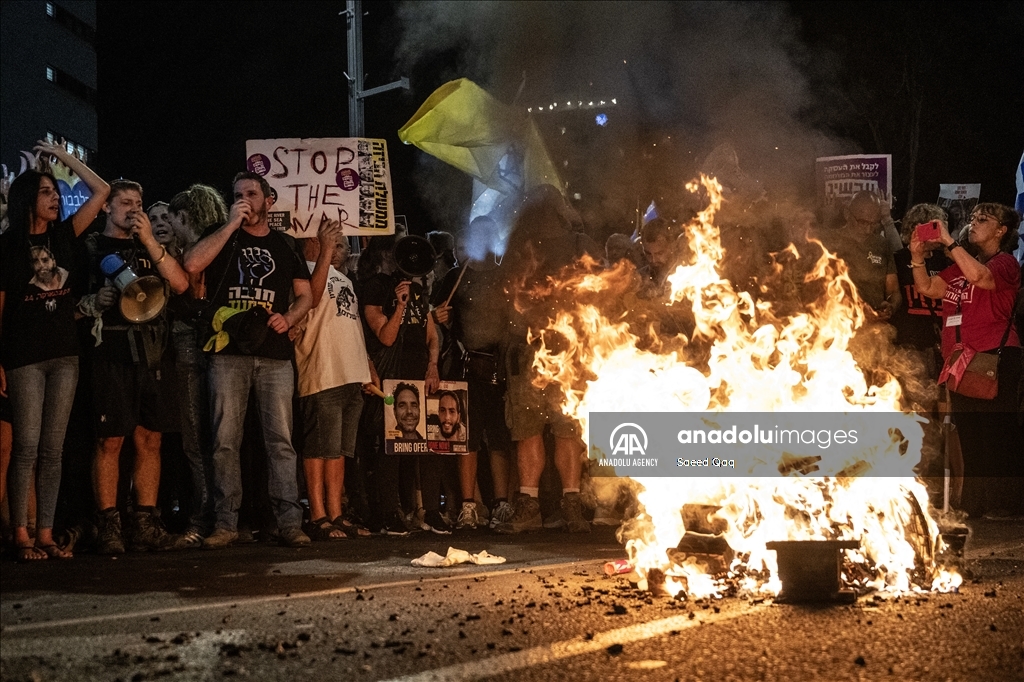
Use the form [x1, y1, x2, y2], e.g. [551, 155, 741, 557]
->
[184, 172, 312, 549]
[436, 390, 467, 442]
[392, 383, 424, 441]
[29, 246, 69, 292]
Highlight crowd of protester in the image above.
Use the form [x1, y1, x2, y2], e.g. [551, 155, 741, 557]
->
[1, 146, 1022, 563]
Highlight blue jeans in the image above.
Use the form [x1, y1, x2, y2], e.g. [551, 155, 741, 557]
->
[7, 356, 79, 529]
[208, 355, 302, 532]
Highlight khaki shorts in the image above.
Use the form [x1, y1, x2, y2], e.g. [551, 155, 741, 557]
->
[504, 346, 580, 442]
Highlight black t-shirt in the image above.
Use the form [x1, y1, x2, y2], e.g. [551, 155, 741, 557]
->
[85, 233, 168, 362]
[361, 272, 429, 379]
[821, 228, 896, 310]
[430, 265, 509, 353]
[0, 218, 80, 369]
[200, 226, 308, 360]
[892, 247, 950, 350]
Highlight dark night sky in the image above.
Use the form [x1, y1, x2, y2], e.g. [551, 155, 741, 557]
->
[94, 1, 1023, 235]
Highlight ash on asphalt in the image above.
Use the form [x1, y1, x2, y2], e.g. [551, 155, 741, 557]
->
[1, 521, 1021, 682]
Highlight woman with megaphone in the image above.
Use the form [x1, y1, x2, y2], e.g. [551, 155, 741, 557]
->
[0, 140, 109, 562]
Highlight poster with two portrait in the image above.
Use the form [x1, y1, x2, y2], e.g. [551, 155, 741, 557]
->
[383, 380, 469, 455]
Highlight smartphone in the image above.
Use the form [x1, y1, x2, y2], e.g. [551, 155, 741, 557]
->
[915, 220, 941, 241]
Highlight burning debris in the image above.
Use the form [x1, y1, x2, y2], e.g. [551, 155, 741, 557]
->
[528, 175, 962, 601]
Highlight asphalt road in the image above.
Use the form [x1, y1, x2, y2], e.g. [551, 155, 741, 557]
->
[1, 521, 1021, 682]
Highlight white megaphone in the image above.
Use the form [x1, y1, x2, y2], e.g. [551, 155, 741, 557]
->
[100, 253, 167, 323]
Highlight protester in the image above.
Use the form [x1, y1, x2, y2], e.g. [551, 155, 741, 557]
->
[426, 230, 456, 296]
[909, 203, 1024, 517]
[0, 141, 110, 561]
[148, 202, 176, 254]
[157, 184, 228, 547]
[497, 187, 591, 534]
[80, 178, 189, 554]
[292, 221, 376, 540]
[822, 191, 902, 321]
[431, 218, 516, 530]
[361, 237, 444, 534]
[184, 172, 312, 549]
[168, 184, 228, 251]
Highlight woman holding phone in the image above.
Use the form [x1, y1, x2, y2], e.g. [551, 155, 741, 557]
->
[909, 203, 1023, 517]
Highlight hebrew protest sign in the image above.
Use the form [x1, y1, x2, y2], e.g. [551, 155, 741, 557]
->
[245, 137, 394, 237]
[815, 154, 891, 228]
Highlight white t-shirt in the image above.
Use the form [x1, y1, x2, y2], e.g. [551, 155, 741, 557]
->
[294, 262, 371, 397]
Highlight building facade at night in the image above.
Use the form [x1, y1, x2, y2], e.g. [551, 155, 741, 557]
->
[0, 0, 97, 171]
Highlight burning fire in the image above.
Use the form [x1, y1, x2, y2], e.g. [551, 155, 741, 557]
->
[530, 176, 960, 598]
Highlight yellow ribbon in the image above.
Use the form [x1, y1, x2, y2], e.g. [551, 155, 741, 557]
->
[203, 306, 247, 352]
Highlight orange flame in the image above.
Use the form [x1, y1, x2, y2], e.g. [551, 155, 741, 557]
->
[531, 175, 960, 597]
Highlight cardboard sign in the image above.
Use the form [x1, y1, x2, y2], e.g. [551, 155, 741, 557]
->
[815, 154, 892, 206]
[245, 137, 394, 237]
[384, 379, 430, 454]
[815, 154, 892, 230]
[426, 381, 469, 454]
[937, 183, 981, 240]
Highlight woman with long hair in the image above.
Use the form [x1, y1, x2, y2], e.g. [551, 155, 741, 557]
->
[910, 203, 1024, 517]
[0, 141, 109, 561]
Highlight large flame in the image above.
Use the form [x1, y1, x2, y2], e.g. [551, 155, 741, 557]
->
[531, 176, 960, 598]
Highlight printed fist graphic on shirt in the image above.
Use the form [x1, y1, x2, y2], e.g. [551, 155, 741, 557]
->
[238, 247, 276, 287]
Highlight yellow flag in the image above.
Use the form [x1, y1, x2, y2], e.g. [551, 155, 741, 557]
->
[398, 79, 562, 195]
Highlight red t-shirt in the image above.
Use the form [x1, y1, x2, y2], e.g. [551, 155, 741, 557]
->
[938, 252, 1020, 357]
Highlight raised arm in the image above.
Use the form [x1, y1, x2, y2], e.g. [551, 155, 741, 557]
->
[909, 225, 949, 300]
[35, 140, 110, 236]
[365, 280, 409, 347]
[183, 200, 248, 275]
[308, 221, 341, 309]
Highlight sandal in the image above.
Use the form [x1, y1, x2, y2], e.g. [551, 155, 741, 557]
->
[333, 516, 371, 538]
[16, 545, 47, 563]
[36, 544, 72, 560]
[305, 517, 346, 541]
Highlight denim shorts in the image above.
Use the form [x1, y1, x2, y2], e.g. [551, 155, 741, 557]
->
[300, 383, 364, 459]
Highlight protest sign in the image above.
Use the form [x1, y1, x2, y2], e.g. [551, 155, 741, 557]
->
[384, 379, 429, 455]
[936, 183, 981, 240]
[426, 381, 469, 454]
[815, 154, 891, 228]
[2, 151, 93, 222]
[245, 137, 394, 237]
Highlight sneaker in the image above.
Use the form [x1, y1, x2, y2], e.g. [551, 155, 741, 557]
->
[202, 528, 238, 550]
[278, 527, 311, 548]
[381, 510, 410, 536]
[495, 495, 542, 534]
[560, 492, 591, 533]
[488, 500, 515, 530]
[424, 509, 453, 535]
[456, 501, 479, 530]
[128, 510, 182, 552]
[96, 509, 125, 555]
[175, 527, 205, 549]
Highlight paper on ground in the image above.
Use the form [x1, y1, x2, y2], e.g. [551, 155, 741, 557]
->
[411, 547, 507, 567]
